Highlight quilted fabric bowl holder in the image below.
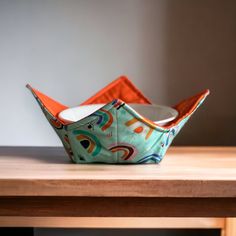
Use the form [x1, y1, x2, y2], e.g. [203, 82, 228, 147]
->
[27, 76, 209, 164]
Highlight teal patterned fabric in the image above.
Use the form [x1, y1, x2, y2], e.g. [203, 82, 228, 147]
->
[27, 85, 209, 164]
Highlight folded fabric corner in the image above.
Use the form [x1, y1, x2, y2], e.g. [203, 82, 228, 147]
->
[26, 84, 68, 119]
[163, 89, 210, 129]
[81, 75, 152, 105]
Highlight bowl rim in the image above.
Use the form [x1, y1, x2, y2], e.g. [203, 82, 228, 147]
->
[58, 103, 178, 125]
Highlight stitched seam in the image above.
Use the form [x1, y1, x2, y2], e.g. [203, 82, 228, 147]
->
[66, 102, 115, 131]
[123, 105, 169, 133]
[116, 108, 119, 163]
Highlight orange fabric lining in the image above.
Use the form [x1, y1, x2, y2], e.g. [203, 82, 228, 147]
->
[27, 80, 209, 130]
[81, 76, 151, 105]
[26, 84, 68, 118]
[81, 75, 209, 129]
[128, 89, 209, 130]
[162, 89, 210, 129]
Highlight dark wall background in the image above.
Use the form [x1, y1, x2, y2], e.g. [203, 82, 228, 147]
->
[163, 0, 236, 146]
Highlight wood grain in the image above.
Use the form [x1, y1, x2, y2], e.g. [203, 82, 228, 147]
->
[0, 197, 236, 217]
[0, 217, 225, 228]
[225, 218, 236, 236]
[0, 147, 235, 197]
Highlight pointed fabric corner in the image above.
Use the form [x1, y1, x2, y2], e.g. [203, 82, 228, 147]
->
[26, 84, 68, 119]
[164, 89, 210, 129]
[26, 84, 74, 162]
[27, 78, 210, 164]
[81, 76, 152, 105]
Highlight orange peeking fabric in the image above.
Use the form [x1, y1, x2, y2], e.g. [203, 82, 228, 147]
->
[27, 76, 209, 164]
[163, 89, 210, 129]
[81, 76, 209, 128]
[26, 84, 68, 118]
[81, 76, 151, 105]
[27, 77, 209, 129]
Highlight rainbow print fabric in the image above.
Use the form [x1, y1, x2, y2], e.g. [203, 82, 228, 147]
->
[27, 77, 209, 164]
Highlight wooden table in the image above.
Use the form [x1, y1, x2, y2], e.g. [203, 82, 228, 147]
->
[0, 146, 235, 231]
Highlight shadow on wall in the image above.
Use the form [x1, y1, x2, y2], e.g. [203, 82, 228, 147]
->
[154, 0, 236, 146]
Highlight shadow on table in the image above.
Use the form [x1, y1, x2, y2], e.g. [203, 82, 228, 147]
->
[0, 146, 70, 164]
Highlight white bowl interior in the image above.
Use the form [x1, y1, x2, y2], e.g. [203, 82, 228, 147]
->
[59, 104, 178, 125]
[129, 104, 178, 125]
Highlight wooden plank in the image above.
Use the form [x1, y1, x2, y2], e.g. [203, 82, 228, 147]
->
[0, 147, 235, 197]
[225, 218, 236, 236]
[0, 217, 225, 228]
[0, 197, 236, 217]
[0, 179, 235, 197]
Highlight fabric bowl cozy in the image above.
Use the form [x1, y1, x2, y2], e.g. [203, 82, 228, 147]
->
[27, 76, 209, 164]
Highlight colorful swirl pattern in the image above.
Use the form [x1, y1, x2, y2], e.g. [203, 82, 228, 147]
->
[125, 118, 154, 140]
[109, 144, 137, 160]
[50, 118, 63, 129]
[137, 154, 162, 164]
[63, 134, 74, 162]
[166, 129, 176, 146]
[91, 108, 113, 131]
[73, 130, 101, 156]
[28, 78, 209, 164]
[112, 99, 124, 109]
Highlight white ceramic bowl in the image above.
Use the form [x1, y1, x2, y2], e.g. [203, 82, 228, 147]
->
[59, 104, 178, 126]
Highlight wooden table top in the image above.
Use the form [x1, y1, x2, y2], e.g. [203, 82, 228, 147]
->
[0, 146, 235, 197]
